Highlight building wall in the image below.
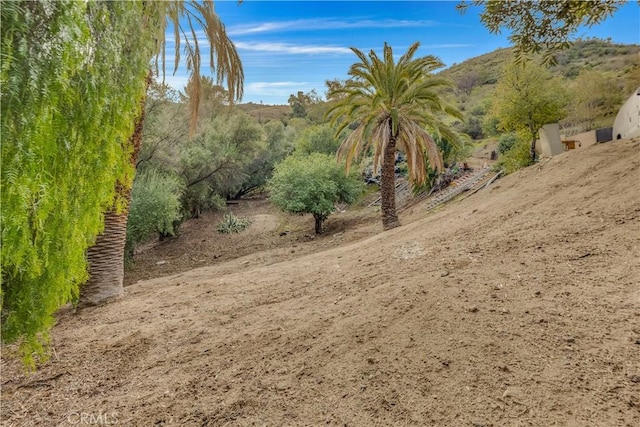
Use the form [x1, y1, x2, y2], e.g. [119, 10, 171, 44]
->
[537, 123, 564, 157]
[613, 87, 640, 140]
[562, 130, 597, 148]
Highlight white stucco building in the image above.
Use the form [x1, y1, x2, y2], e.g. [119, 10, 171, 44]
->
[613, 87, 640, 140]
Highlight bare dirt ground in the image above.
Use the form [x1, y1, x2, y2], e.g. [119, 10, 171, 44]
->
[2, 138, 639, 427]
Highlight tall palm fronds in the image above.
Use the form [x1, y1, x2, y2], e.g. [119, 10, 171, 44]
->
[156, 1, 244, 133]
[326, 42, 462, 229]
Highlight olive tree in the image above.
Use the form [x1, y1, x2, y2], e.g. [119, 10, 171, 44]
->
[269, 153, 363, 234]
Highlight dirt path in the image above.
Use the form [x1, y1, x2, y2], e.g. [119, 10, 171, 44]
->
[2, 139, 639, 426]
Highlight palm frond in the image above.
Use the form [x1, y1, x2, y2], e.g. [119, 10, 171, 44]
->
[326, 42, 460, 186]
[155, 0, 244, 136]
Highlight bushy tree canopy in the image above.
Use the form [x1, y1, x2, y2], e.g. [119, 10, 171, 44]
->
[269, 154, 363, 234]
[294, 124, 341, 156]
[179, 112, 264, 216]
[491, 61, 568, 160]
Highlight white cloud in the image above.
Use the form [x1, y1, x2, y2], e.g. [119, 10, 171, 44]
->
[228, 18, 438, 36]
[246, 81, 311, 97]
[235, 41, 351, 55]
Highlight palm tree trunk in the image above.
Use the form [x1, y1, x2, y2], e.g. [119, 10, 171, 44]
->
[380, 135, 400, 230]
[79, 76, 149, 308]
[78, 209, 129, 307]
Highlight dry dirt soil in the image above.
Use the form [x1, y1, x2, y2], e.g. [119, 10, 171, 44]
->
[2, 138, 639, 427]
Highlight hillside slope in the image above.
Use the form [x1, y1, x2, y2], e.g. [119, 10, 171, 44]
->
[2, 138, 639, 426]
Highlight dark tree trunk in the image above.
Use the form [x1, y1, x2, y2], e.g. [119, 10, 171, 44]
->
[313, 213, 325, 234]
[79, 75, 150, 308]
[530, 137, 537, 162]
[380, 134, 400, 230]
[529, 124, 537, 162]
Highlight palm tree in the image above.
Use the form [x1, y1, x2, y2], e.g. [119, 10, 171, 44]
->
[79, 1, 243, 307]
[326, 42, 462, 230]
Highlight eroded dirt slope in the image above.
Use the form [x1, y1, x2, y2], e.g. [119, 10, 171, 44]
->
[2, 139, 639, 427]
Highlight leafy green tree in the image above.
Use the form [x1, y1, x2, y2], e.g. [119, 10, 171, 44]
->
[495, 131, 533, 174]
[288, 90, 322, 119]
[491, 61, 568, 161]
[179, 112, 264, 216]
[326, 42, 463, 230]
[1, 0, 164, 366]
[459, 0, 626, 63]
[497, 133, 518, 155]
[288, 91, 311, 118]
[269, 154, 363, 234]
[1, 0, 244, 365]
[229, 120, 295, 199]
[294, 124, 341, 156]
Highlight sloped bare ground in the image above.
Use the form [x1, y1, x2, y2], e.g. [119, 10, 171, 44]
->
[124, 194, 382, 287]
[2, 139, 639, 427]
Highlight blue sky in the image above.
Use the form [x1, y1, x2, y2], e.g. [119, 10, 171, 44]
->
[163, 1, 640, 105]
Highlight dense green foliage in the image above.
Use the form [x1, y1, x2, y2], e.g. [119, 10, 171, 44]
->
[231, 120, 294, 199]
[287, 90, 322, 119]
[494, 132, 533, 175]
[179, 113, 265, 215]
[1, 1, 163, 366]
[294, 124, 341, 156]
[497, 133, 518, 155]
[269, 154, 363, 234]
[126, 170, 184, 257]
[135, 83, 296, 217]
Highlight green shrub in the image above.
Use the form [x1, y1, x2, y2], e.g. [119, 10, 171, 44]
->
[495, 133, 533, 174]
[182, 183, 226, 218]
[216, 213, 251, 234]
[497, 133, 518, 154]
[126, 170, 184, 257]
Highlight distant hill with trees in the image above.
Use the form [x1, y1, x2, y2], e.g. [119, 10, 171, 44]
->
[241, 39, 639, 139]
[439, 38, 639, 138]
